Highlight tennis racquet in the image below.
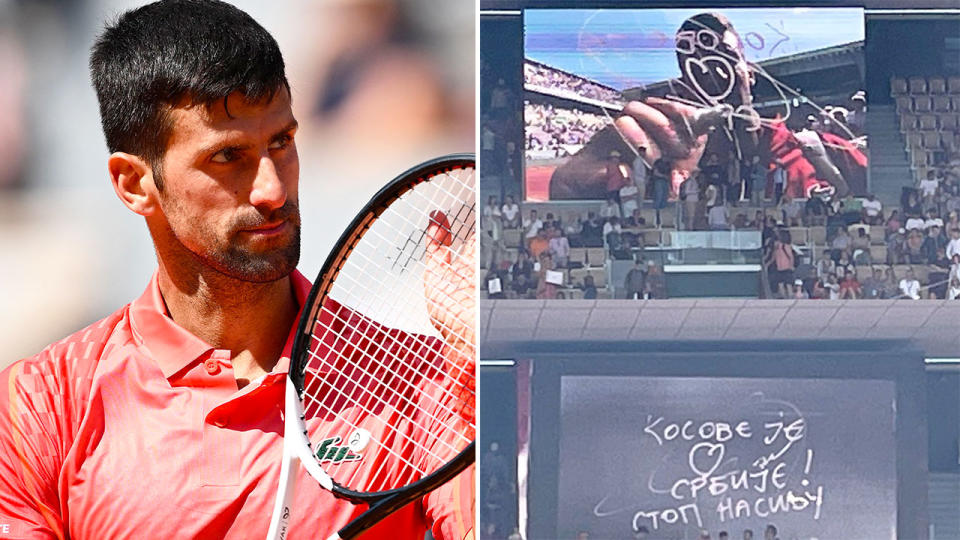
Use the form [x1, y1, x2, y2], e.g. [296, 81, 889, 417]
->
[266, 154, 476, 540]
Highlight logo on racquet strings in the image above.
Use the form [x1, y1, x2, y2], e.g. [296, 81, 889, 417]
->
[314, 436, 363, 464]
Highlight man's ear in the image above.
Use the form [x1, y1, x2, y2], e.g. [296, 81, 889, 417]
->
[108, 152, 159, 216]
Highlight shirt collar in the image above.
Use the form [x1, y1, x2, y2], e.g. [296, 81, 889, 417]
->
[129, 269, 313, 379]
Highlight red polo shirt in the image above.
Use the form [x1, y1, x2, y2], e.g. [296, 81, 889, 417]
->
[0, 271, 473, 539]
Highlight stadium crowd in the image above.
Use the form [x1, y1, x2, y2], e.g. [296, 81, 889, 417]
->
[524, 61, 623, 103]
[524, 102, 609, 160]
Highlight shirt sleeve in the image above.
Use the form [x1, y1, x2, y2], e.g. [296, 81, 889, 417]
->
[0, 358, 67, 540]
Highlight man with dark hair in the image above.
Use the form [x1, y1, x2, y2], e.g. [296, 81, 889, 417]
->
[0, 2, 472, 539]
[764, 524, 779, 540]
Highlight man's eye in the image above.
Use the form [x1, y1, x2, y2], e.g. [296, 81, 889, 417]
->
[269, 135, 292, 151]
[212, 148, 240, 163]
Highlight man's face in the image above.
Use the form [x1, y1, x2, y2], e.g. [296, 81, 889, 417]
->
[154, 90, 300, 283]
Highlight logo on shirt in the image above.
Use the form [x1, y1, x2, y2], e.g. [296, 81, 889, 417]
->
[315, 436, 362, 464]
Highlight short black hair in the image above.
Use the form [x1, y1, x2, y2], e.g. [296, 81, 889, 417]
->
[90, 0, 289, 189]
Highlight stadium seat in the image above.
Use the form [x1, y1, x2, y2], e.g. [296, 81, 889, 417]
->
[918, 115, 938, 131]
[914, 97, 932, 113]
[890, 77, 908, 96]
[788, 227, 809, 245]
[869, 227, 885, 244]
[905, 132, 923, 149]
[808, 226, 827, 245]
[895, 96, 913, 112]
[586, 247, 606, 266]
[911, 149, 930, 166]
[569, 247, 586, 266]
[929, 77, 947, 95]
[502, 228, 521, 248]
[870, 245, 887, 263]
[922, 132, 941, 149]
[940, 114, 959, 132]
[899, 113, 918, 132]
[908, 77, 928, 95]
[932, 96, 952, 113]
[948, 76, 960, 95]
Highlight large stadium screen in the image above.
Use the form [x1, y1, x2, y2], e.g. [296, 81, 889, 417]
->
[523, 8, 868, 202]
[557, 375, 897, 539]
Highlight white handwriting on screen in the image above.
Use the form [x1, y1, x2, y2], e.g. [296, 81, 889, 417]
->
[594, 403, 825, 531]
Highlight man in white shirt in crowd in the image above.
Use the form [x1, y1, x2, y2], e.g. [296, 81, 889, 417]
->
[862, 193, 882, 225]
[501, 195, 520, 229]
[899, 267, 922, 300]
[708, 202, 730, 230]
[947, 228, 960, 260]
[523, 209, 543, 240]
[919, 170, 939, 206]
[600, 197, 621, 220]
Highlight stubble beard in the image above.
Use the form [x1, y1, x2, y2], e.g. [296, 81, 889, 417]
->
[166, 200, 302, 284]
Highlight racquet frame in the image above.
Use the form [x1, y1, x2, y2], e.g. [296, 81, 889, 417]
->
[266, 154, 476, 540]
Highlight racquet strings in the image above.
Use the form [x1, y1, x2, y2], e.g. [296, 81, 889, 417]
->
[299, 164, 475, 494]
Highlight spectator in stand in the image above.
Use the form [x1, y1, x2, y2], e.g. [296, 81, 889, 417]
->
[947, 228, 960, 259]
[772, 160, 787, 204]
[903, 191, 923, 224]
[644, 261, 667, 299]
[719, 531, 729, 540]
[862, 267, 885, 299]
[624, 258, 646, 299]
[851, 227, 872, 265]
[923, 224, 947, 263]
[511, 251, 535, 298]
[839, 270, 862, 299]
[581, 275, 598, 299]
[847, 91, 866, 135]
[925, 210, 944, 231]
[750, 210, 764, 229]
[764, 524, 780, 540]
[835, 251, 855, 277]
[899, 267, 922, 299]
[920, 170, 940, 209]
[881, 267, 899, 299]
[816, 255, 836, 279]
[862, 194, 883, 225]
[792, 279, 809, 299]
[771, 231, 796, 298]
[945, 212, 960, 234]
[949, 276, 960, 300]
[682, 173, 700, 231]
[651, 158, 671, 227]
[483, 195, 501, 234]
[822, 272, 840, 299]
[600, 196, 621, 219]
[580, 212, 603, 247]
[535, 252, 557, 299]
[501, 195, 520, 229]
[887, 227, 907, 264]
[905, 229, 926, 264]
[779, 192, 803, 226]
[743, 529, 754, 540]
[549, 228, 571, 268]
[805, 193, 829, 226]
[708, 201, 730, 230]
[529, 227, 550, 261]
[831, 227, 852, 262]
[524, 209, 543, 242]
[701, 152, 726, 201]
[747, 155, 766, 206]
[885, 210, 902, 238]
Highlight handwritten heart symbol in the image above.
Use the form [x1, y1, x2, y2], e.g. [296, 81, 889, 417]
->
[689, 442, 725, 477]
